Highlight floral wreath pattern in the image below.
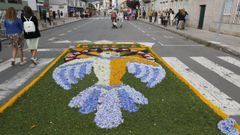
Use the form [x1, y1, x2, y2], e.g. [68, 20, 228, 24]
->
[52, 46, 166, 128]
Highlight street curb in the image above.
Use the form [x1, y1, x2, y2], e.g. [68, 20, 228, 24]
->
[0, 18, 87, 43]
[39, 18, 87, 32]
[139, 19, 240, 58]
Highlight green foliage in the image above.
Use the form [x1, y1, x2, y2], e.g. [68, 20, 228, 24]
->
[87, 3, 96, 10]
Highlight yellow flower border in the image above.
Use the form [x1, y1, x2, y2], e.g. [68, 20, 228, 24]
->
[0, 43, 239, 131]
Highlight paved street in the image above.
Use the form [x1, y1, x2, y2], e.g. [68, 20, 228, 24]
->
[0, 17, 240, 123]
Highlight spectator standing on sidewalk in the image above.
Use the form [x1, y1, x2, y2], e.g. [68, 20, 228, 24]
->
[148, 10, 153, 23]
[154, 11, 158, 23]
[0, 40, 3, 63]
[22, 6, 41, 65]
[49, 10, 53, 23]
[174, 9, 188, 30]
[57, 10, 61, 19]
[46, 11, 51, 25]
[162, 11, 168, 27]
[53, 11, 56, 19]
[158, 10, 162, 25]
[43, 11, 47, 23]
[4, 7, 25, 66]
[142, 10, 146, 19]
[169, 8, 175, 26]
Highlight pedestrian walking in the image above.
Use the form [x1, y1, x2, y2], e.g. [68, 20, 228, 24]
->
[21, 6, 41, 65]
[4, 7, 25, 66]
[111, 11, 117, 29]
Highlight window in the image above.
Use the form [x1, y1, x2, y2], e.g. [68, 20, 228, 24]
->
[0, 0, 5, 3]
[8, 0, 22, 4]
[224, 0, 233, 15]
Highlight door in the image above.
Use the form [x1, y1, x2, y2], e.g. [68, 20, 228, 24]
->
[198, 5, 206, 29]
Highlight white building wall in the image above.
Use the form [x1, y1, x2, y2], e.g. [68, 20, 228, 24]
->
[27, 0, 38, 11]
[144, 0, 240, 36]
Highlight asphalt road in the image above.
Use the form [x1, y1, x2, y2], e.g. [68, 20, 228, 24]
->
[0, 17, 239, 122]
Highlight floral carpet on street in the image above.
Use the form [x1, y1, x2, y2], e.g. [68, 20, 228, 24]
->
[53, 44, 166, 128]
[0, 44, 238, 134]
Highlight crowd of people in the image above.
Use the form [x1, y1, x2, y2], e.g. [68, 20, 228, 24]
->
[1, 6, 40, 66]
[42, 10, 64, 26]
[143, 8, 188, 30]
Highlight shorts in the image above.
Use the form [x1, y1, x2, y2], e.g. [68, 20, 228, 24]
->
[7, 33, 24, 49]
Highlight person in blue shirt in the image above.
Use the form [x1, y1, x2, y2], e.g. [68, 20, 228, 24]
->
[4, 7, 25, 66]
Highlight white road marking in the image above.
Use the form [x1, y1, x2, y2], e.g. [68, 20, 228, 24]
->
[0, 91, 10, 100]
[164, 35, 174, 39]
[163, 57, 240, 115]
[37, 48, 64, 52]
[161, 44, 203, 47]
[48, 37, 56, 41]
[58, 33, 65, 36]
[0, 57, 26, 73]
[157, 41, 164, 46]
[191, 57, 240, 88]
[67, 30, 72, 33]
[0, 58, 54, 91]
[53, 40, 72, 44]
[73, 40, 92, 43]
[137, 42, 155, 47]
[218, 56, 240, 68]
[94, 40, 113, 44]
[151, 37, 156, 40]
[73, 28, 78, 30]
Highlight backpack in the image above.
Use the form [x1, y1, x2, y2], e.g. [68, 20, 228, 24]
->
[23, 16, 36, 33]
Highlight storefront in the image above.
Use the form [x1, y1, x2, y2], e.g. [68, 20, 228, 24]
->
[68, 6, 84, 17]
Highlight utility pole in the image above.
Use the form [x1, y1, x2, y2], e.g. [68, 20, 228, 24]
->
[215, 0, 227, 42]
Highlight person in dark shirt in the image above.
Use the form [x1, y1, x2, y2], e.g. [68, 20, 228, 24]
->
[21, 6, 41, 65]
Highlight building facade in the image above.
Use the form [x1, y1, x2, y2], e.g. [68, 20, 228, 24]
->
[49, 0, 68, 18]
[0, 0, 28, 21]
[142, 0, 240, 37]
[68, 0, 86, 17]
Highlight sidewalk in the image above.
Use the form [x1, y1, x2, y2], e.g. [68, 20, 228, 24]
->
[38, 17, 83, 31]
[140, 18, 240, 57]
[0, 17, 83, 42]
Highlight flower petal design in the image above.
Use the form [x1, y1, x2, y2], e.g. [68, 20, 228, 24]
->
[80, 89, 101, 114]
[127, 62, 166, 88]
[94, 90, 123, 129]
[118, 89, 138, 112]
[218, 118, 239, 135]
[53, 59, 94, 90]
[68, 86, 96, 108]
